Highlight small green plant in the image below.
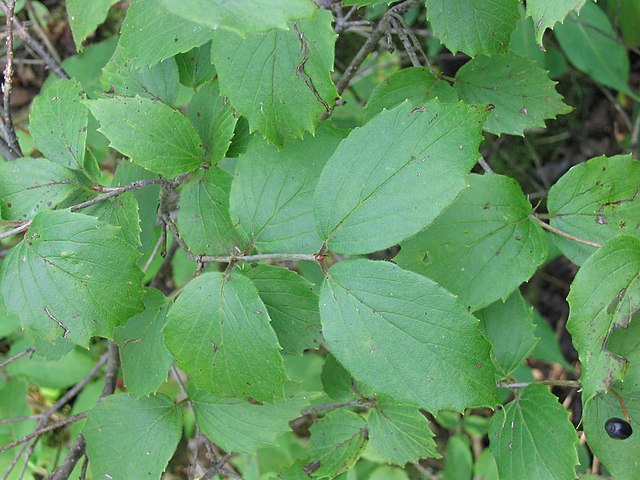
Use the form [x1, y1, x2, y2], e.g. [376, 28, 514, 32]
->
[0, 0, 639, 479]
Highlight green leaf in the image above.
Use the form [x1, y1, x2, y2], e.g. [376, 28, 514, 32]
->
[531, 307, 573, 370]
[444, 435, 473, 480]
[489, 384, 579, 480]
[424, 0, 520, 56]
[554, 2, 633, 96]
[0, 210, 145, 346]
[477, 292, 540, 377]
[211, 9, 337, 146]
[547, 154, 640, 265]
[118, 0, 212, 67]
[319, 259, 497, 412]
[241, 264, 322, 355]
[364, 67, 458, 119]
[101, 45, 180, 104]
[315, 101, 486, 255]
[395, 174, 547, 310]
[583, 389, 640, 479]
[368, 397, 439, 465]
[163, 271, 287, 401]
[474, 450, 499, 480]
[30, 78, 89, 171]
[188, 81, 237, 164]
[0, 158, 84, 221]
[88, 96, 204, 177]
[113, 289, 173, 397]
[230, 125, 343, 253]
[159, 0, 317, 37]
[66, 0, 118, 50]
[454, 52, 572, 136]
[175, 42, 216, 88]
[112, 161, 160, 252]
[83, 192, 141, 248]
[177, 167, 248, 256]
[321, 354, 355, 402]
[62, 38, 117, 97]
[567, 236, 640, 399]
[306, 410, 368, 478]
[191, 387, 307, 454]
[525, 0, 587, 46]
[0, 381, 37, 468]
[84, 394, 182, 479]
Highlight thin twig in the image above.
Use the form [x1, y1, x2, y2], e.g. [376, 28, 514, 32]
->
[25, 0, 62, 64]
[477, 157, 494, 173]
[0, 413, 87, 453]
[497, 379, 581, 389]
[388, 13, 420, 67]
[530, 215, 603, 248]
[334, 0, 420, 96]
[3, 352, 108, 479]
[0, 415, 42, 426]
[197, 252, 322, 264]
[2, 0, 21, 156]
[0, 346, 34, 369]
[0, 1, 67, 78]
[300, 400, 372, 416]
[0, 174, 187, 241]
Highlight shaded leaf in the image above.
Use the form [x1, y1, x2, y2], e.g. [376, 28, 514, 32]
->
[66, 0, 118, 50]
[307, 410, 368, 478]
[489, 384, 579, 480]
[395, 174, 547, 310]
[88, 96, 204, 177]
[0, 210, 145, 346]
[242, 264, 322, 355]
[454, 52, 571, 136]
[555, 2, 633, 96]
[230, 125, 343, 253]
[175, 42, 217, 88]
[547, 154, 640, 265]
[177, 167, 248, 256]
[163, 271, 287, 401]
[444, 435, 473, 480]
[315, 101, 486, 255]
[84, 394, 182, 479]
[477, 291, 540, 377]
[319, 259, 497, 412]
[191, 387, 307, 454]
[321, 354, 355, 402]
[368, 397, 439, 466]
[211, 10, 336, 146]
[160, 0, 317, 37]
[424, 0, 519, 56]
[188, 81, 237, 163]
[113, 289, 173, 397]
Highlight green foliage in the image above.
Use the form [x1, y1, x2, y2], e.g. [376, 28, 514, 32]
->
[83, 394, 183, 479]
[163, 271, 287, 401]
[490, 384, 579, 479]
[2, 1, 640, 478]
[319, 259, 497, 411]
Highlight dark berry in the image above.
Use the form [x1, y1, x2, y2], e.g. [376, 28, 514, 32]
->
[605, 417, 633, 440]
